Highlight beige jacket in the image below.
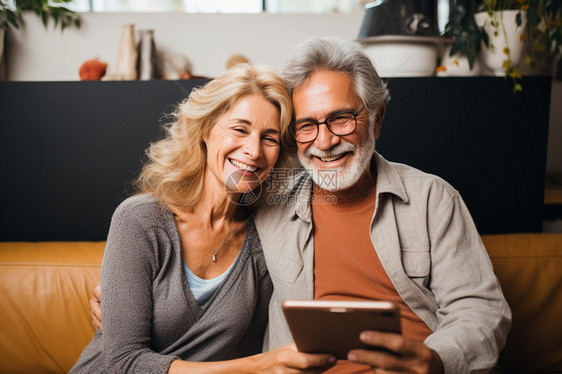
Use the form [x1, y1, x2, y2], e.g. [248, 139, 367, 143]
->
[255, 152, 511, 374]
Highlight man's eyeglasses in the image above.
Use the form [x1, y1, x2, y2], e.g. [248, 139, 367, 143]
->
[289, 105, 366, 143]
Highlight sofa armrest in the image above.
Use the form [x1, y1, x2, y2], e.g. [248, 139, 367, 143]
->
[482, 234, 562, 373]
[0, 242, 104, 374]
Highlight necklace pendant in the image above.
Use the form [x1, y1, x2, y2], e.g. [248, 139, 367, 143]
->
[212, 253, 217, 262]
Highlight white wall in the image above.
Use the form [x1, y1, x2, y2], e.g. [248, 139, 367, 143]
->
[3, 11, 561, 174]
[4, 12, 363, 80]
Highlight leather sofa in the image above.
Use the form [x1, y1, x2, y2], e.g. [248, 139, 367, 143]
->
[0, 234, 561, 374]
[0, 242, 104, 374]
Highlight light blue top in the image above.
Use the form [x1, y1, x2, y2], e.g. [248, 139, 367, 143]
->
[69, 196, 272, 373]
[183, 257, 237, 305]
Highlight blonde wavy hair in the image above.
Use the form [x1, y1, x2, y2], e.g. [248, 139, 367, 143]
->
[136, 64, 293, 210]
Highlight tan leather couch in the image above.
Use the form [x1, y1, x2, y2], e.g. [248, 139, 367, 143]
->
[481, 234, 562, 373]
[0, 242, 104, 374]
[1, 235, 561, 374]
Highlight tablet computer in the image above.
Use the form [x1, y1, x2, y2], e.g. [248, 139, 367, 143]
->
[282, 300, 401, 360]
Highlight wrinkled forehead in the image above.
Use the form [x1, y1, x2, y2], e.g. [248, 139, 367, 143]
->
[292, 70, 361, 120]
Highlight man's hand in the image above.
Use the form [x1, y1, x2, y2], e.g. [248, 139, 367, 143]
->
[89, 282, 102, 331]
[347, 331, 443, 374]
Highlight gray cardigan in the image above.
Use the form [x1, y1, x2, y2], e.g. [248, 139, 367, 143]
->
[70, 194, 272, 374]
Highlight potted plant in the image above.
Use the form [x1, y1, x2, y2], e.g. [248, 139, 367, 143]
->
[438, 0, 489, 75]
[476, 0, 562, 92]
[0, 0, 81, 32]
[520, 0, 562, 74]
[0, 0, 80, 79]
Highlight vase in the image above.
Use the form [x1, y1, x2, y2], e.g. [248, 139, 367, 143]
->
[474, 10, 526, 76]
[137, 30, 156, 80]
[361, 36, 442, 77]
[115, 24, 138, 80]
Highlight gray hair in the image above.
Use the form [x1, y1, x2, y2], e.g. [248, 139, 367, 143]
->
[282, 37, 390, 126]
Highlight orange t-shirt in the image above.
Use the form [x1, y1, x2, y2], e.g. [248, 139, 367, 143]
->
[312, 186, 432, 373]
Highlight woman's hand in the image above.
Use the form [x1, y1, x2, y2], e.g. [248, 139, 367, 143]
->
[168, 344, 336, 374]
[89, 279, 333, 373]
[90, 281, 333, 374]
[347, 331, 443, 374]
[89, 282, 102, 330]
[250, 344, 336, 373]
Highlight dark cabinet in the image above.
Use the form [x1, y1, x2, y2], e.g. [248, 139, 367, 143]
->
[0, 77, 551, 240]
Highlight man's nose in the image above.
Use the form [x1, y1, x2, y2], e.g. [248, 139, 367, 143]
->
[314, 123, 340, 150]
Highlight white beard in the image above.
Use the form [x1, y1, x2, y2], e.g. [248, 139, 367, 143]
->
[298, 124, 376, 192]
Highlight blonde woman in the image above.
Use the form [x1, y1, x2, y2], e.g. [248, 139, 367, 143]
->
[70, 64, 334, 373]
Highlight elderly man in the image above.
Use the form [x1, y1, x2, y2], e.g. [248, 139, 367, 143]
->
[90, 37, 510, 374]
[254, 37, 510, 374]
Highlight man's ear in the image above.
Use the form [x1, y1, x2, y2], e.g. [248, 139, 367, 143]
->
[374, 105, 386, 140]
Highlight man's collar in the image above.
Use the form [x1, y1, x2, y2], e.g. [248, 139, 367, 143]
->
[373, 151, 409, 203]
[290, 171, 314, 223]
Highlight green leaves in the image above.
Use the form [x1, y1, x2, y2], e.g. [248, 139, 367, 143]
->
[0, 0, 81, 32]
[47, 5, 80, 31]
[0, 6, 23, 29]
[528, 0, 562, 61]
[444, 1, 489, 70]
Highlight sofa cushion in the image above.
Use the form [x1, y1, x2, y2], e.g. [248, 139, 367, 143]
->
[1, 235, 561, 373]
[482, 234, 562, 373]
[0, 242, 104, 374]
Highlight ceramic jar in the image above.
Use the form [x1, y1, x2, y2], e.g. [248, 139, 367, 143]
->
[362, 36, 440, 77]
[116, 24, 138, 80]
[474, 10, 526, 76]
[137, 29, 156, 80]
